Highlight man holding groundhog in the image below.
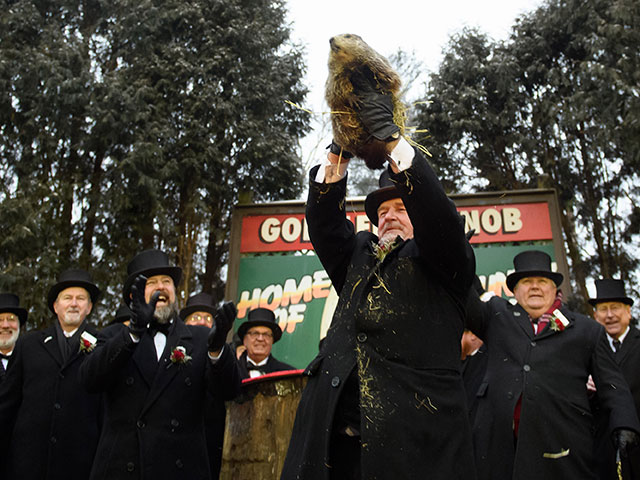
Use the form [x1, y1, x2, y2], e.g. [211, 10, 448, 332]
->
[281, 83, 477, 478]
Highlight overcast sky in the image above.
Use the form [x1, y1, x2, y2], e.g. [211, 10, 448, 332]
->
[285, 0, 545, 162]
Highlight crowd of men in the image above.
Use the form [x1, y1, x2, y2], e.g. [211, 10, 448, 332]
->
[0, 249, 297, 480]
[1, 80, 640, 480]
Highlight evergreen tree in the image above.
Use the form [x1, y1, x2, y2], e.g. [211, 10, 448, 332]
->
[0, 0, 310, 327]
[414, 0, 640, 309]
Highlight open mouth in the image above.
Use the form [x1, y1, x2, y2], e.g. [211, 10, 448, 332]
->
[156, 293, 169, 304]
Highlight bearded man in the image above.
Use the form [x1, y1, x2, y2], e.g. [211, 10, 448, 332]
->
[0, 293, 27, 381]
[79, 249, 241, 480]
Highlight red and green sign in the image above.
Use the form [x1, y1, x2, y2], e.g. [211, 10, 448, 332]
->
[228, 190, 567, 369]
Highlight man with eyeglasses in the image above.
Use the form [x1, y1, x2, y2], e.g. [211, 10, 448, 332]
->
[589, 278, 640, 480]
[0, 293, 27, 382]
[237, 308, 293, 379]
[181, 292, 216, 328]
[180, 291, 227, 479]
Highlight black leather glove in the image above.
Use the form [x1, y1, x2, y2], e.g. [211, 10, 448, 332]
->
[327, 140, 353, 159]
[207, 301, 237, 353]
[128, 275, 160, 338]
[352, 77, 400, 142]
[612, 428, 640, 457]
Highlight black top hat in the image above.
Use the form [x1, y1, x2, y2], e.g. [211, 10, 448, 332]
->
[179, 292, 217, 320]
[237, 308, 283, 343]
[110, 304, 133, 325]
[0, 293, 28, 326]
[122, 249, 182, 302]
[588, 279, 633, 306]
[506, 250, 563, 292]
[47, 268, 101, 313]
[364, 170, 401, 227]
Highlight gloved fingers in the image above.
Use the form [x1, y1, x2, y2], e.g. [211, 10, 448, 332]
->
[148, 290, 161, 312]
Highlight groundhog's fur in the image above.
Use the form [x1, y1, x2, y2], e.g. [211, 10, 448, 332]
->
[325, 33, 405, 169]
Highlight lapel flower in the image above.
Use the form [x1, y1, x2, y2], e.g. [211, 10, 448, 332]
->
[169, 346, 192, 366]
[79, 331, 97, 353]
[372, 239, 397, 262]
[549, 309, 570, 332]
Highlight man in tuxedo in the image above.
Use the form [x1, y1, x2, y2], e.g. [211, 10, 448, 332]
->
[180, 291, 230, 479]
[79, 249, 241, 480]
[0, 269, 102, 480]
[0, 293, 27, 381]
[590, 278, 640, 479]
[236, 308, 294, 379]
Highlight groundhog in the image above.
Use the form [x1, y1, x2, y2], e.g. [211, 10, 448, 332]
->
[325, 33, 406, 169]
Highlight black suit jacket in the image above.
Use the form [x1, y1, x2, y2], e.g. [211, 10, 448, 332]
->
[593, 326, 640, 480]
[0, 321, 102, 480]
[78, 319, 241, 480]
[237, 351, 295, 380]
[282, 149, 477, 480]
[466, 296, 640, 480]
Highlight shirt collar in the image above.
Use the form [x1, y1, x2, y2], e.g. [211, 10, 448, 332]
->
[247, 355, 269, 367]
[607, 326, 630, 349]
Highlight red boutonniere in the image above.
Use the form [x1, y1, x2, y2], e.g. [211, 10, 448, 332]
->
[169, 346, 192, 366]
[549, 309, 570, 332]
[79, 331, 97, 354]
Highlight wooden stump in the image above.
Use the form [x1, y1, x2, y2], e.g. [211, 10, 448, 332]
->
[220, 372, 307, 480]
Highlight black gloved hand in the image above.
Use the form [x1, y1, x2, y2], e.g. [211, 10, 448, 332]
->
[207, 301, 237, 353]
[128, 275, 160, 338]
[612, 428, 640, 457]
[351, 76, 400, 142]
[327, 140, 354, 159]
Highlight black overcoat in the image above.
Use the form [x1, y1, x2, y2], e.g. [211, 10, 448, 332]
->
[237, 351, 295, 379]
[593, 326, 640, 479]
[0, 322, 102, 480]
[281, 150, 477, 480]
[78, 319, 241, 480]
[466, 296, 640, 480]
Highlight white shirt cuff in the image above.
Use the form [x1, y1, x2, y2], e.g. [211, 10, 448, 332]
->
[208, 345, 224, 362]
[389, 137, 415, 171]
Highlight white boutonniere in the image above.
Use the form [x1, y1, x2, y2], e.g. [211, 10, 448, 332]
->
[169, 346, 192, 367]
[549, 309, 570, 332]
[79, 331, 97, 353]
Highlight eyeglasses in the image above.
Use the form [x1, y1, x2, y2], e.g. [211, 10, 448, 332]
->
[191, 314, 213, 322]
[0, 314, 18, 323]
[246, 331, 273, 339]
[595, 304, 625, 314]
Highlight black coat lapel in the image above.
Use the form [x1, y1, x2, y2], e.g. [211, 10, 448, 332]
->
[41, 327, 63, 367]
[509, 304, 535, 339]
[618, 328, 640, 364]
[133, 331, 160, 388]
[142, 321, 194, 414]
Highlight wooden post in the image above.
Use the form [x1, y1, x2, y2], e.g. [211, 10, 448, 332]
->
[220, 372, 307, 479]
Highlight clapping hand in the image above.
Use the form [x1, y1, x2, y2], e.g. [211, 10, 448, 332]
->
[207, 302, 237, 354]
[128, 275, 160, 338]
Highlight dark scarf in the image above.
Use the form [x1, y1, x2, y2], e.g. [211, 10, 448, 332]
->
[54, 319, 86, 362]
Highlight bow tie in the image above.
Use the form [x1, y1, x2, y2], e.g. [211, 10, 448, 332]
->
[247, 362, 263, 371]
[149, 321, 171, 336]
[0, 353, 11, 360]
